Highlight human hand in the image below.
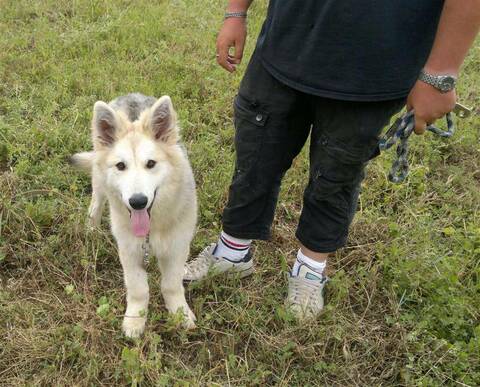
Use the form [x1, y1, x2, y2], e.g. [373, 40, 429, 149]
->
[406, 79, 457, 135]
[216, 17, 247, 72]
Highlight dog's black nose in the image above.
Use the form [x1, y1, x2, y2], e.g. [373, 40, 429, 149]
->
[129, 194, 148, 210]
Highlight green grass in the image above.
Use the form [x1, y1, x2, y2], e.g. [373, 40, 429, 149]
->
[1, 0, 480, 385]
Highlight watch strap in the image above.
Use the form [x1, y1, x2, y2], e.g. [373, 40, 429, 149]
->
[419, 70, 440, 89]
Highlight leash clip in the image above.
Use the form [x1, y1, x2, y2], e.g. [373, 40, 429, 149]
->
[453, 102, 472, 119]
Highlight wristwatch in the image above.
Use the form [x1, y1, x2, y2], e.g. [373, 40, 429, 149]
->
[419, 69, 457, 93]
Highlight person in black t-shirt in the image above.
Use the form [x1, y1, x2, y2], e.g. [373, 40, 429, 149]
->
[185, 0, 480, 319]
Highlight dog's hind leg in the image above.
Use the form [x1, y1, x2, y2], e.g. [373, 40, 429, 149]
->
[88, 171, 106, 228]
[118, 241, 149, 338]
[156, 237, 196, 329]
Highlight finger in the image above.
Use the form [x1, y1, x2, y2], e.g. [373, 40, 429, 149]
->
[233, 38, 245, 64]
[228, 56, 241, 65]
[227, 54, 239, 64]
[413, 115, 427, 135]
[216, 40, 235, 72]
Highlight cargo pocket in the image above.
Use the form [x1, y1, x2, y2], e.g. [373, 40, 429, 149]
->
[312, 134, 373, 206]
[232, 94, 269, 185]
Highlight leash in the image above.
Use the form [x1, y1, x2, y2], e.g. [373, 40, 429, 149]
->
[142, 234, 150, 267]
[379, 103, 472, 183]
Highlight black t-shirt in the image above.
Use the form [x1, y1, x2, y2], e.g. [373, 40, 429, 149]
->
[256, 0, 444, 101]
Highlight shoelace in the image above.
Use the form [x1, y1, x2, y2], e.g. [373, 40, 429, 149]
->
[379, 110, 455, 183]
[289, 276, 325, 310]
[185, 244, 216, 276]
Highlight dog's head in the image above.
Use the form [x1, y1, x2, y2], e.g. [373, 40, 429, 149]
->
[90, 96, 180, 237]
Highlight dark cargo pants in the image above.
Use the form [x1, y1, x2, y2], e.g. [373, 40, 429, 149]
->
[222, 52, 405, 253]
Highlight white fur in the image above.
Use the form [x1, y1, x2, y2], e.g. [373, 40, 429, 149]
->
[72, 95, 197, 337]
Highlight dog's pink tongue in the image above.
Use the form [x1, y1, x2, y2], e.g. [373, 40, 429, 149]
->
[130, 209, 150, 237]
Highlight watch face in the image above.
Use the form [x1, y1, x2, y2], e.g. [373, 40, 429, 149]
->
[440, 76, 456, 92]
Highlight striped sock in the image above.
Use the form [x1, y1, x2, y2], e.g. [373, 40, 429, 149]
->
[213, 231, 252, 262]
[292, 249, 327, 277]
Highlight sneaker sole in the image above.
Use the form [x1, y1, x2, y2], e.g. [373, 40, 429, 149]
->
[183, 265, 255, 283]
[236, 265, 255, 278]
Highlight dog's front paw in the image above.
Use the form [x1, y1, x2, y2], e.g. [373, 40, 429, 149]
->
[181, 306, 196, 330]
[88, 210, 102, 229]
[122, 316, 146, 338]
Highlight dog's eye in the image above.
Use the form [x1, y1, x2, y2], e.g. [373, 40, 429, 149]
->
[116, 162, 126, 171]
[146, 160, 156, 169]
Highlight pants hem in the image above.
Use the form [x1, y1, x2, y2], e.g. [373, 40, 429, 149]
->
[222, 226, 271, 241]
[295, 230, 345, 253]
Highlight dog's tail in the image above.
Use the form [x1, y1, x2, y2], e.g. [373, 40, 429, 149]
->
[69, 152, 94, 172]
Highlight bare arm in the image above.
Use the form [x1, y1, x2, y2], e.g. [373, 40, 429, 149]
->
[216, 1, 254, 72]
[408, 0, 480, 133]
[426, 0, 480, 75]
[226, 0, 253, 12]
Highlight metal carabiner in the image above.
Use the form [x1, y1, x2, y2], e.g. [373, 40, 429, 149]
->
[453, 102, 472, 119]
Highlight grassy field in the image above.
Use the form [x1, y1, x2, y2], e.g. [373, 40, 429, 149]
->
[1, 0, 480, 385]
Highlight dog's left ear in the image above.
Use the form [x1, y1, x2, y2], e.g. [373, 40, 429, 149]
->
[149, 96, 178, 143]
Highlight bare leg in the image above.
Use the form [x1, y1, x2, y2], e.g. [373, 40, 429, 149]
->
[119, 242, 149, 338]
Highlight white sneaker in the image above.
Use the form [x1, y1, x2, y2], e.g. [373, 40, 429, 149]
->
[184, 243, 254, 282]
[286, 262, 328, 319]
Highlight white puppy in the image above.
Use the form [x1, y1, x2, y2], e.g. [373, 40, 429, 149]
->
[71, 93, 197, 337]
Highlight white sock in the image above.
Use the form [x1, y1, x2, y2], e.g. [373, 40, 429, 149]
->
[292, 249, 327, 276]
[213, 231, 252, 262]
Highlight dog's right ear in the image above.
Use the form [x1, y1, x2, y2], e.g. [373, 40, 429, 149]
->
[92, 101, 118, 147]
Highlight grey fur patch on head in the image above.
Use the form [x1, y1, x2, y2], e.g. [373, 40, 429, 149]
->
[110, 93, 156, 122]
